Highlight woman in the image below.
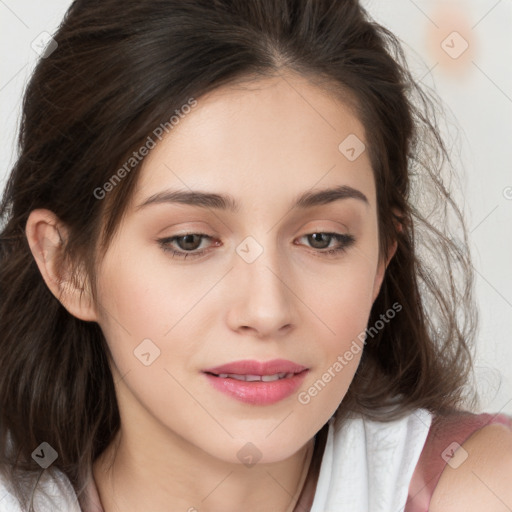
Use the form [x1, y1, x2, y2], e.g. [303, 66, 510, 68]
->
[1, 1, 511, 511]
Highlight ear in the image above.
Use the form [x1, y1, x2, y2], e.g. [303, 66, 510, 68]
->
[25, 209, 99, 322]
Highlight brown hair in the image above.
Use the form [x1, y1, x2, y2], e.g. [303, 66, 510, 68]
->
[0, 0, 479, 509]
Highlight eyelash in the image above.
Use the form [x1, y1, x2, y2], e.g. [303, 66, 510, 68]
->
[157, 232, 356, 260]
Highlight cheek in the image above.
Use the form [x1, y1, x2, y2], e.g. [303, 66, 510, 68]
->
[314, 274, 374, 324]
[306, 257, 379, 343]
[93, 240, 218, 393]
[95, 241, 204, 338]
[311, 279, 372, 373]
[298, 250, 378, 402]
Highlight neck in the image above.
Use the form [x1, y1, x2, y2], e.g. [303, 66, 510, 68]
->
[92, 427, 316, 512]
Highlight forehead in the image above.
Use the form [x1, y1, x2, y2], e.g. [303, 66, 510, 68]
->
[131, 72, 375, 211]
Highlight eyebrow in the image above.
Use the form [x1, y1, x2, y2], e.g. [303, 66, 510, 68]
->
[136, 184, 369, 212]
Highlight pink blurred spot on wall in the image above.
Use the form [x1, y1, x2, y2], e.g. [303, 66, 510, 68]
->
[425, 3, 477, 80]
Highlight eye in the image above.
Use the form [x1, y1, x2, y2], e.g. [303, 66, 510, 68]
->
[297, 232, 355, 256]
[157, 233, 216, 259]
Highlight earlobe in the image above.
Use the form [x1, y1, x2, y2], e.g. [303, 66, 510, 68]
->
[25, 209, 98, 322]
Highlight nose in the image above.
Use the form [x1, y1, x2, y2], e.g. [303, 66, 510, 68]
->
[225, 239, 298, 338]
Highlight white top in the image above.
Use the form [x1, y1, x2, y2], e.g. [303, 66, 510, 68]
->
[0, 469, 82, 511]
[0, 407, 432, 512]
[311, 407, 432, 512]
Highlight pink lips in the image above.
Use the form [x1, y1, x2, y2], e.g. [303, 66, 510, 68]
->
[204, 358, 308, 376]
[203, 359, 309, 405]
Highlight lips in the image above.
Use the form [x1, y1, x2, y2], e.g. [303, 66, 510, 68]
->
[202, 359, 309, 405]
[203, 362, 308, 406]
[203, 358, 308, 377]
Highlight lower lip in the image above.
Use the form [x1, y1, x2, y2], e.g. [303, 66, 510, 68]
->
[204, 370, 309, 405]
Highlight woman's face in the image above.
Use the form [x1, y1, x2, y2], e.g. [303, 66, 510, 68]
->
[94, 72, 388, 464]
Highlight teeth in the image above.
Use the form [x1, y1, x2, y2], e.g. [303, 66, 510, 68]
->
[245, 374, 263, 382]
[216, 372, 292, 381]
[261, 374, 280, 382]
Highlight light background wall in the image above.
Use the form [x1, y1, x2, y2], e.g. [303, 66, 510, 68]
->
[1, 0, 511, 414]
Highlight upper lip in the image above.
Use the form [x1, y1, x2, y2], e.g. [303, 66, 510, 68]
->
[203, 359, 308, 376]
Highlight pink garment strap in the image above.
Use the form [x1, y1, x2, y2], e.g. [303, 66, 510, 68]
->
[405, 411, 512, 512]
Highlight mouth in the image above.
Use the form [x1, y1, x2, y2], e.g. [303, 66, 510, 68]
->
[204, 371, 302, 382]
[202, 361, 309, 405]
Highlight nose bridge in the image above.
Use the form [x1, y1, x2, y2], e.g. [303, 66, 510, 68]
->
[237, 233, 284, 291]
[229, 233, 296, 334]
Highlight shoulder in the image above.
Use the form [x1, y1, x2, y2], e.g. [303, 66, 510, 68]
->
[430, 421, 512, 512]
